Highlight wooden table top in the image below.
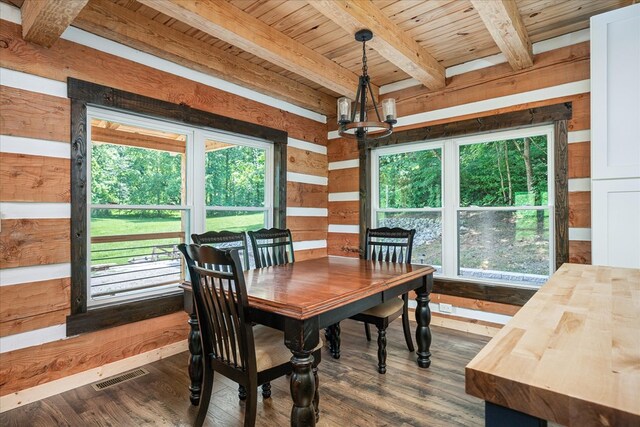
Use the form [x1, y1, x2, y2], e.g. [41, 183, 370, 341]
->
[241, 256, 434, 320]
[465, 263, 640, 426]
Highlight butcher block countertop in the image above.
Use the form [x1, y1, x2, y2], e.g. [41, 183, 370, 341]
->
[465, 263, 640, 426]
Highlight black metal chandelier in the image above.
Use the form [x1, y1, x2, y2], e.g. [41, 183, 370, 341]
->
[337, 29, 397, 141]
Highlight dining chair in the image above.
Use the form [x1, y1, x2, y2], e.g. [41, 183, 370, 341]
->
[191, 230, 250, 270]
[178, 244, 322, 427]
[332, 227, 416, 374]
[247, 228, 294, 268]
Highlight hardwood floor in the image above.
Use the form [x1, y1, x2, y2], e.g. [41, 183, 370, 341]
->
[1, 321, 490, 426]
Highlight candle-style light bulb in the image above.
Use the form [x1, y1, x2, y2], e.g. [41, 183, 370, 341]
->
[382, 98, 397, 123]
[337, 97, 352, 124]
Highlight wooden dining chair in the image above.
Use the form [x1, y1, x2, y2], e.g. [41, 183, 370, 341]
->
[332, 227, 416, 374]
[178, 244, 322, 427]
[191, 230, 250, 270]
[247, 228, 294, 268]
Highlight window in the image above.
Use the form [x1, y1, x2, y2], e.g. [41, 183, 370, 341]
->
[86, 107, 273, 308]
[372, 126, 554, 286]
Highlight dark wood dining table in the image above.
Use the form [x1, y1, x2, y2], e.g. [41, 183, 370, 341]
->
[182, 255, 435, 427]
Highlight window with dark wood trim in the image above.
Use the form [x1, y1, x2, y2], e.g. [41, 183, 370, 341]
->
[360, 104, 571, 305]
[67, 78, 287, 336]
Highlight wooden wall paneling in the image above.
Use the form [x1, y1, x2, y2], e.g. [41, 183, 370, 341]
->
[287, 146, 328, 177]
[327, 137, 358, 163]
[0, 308, 68, 338]
[0, 85, 69, 142]
[0, 20, 326, 145]
[328, 168, 359, 193]
[0, 311, 188, 396]
[0, 278, 70, 324]
[327, 232, 360, 257]
[568, 93, 590, 131]
[328, 201, 359, 225]
[568, 142, 591, 179]
[568, 191, 591, 228]
[286, 182, 327, 208]
[287, 216, 327, 242]
[0, 219, 70, 268]
[0, 153, 70, 202]
[555, 120, 569, 269]
[430, 293, 521, 316]
[294, 247, 328, 262]
[569, 241, 592, 264]
[325, 41, 589, 131]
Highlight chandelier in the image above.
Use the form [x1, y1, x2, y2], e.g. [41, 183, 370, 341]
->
[337, 29, 397, 141]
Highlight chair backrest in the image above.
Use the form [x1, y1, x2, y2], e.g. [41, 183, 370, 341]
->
[191, 230, 250, 270]
[364, 227, 416, 264]
[247, 228, 294, 268]
[178, 243, 256, 372]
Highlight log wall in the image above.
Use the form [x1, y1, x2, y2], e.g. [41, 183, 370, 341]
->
[0, 16, 327, 401]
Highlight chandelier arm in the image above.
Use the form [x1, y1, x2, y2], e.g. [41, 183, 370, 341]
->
[351, 79, 362, 123]
[367, 78, 383, 123]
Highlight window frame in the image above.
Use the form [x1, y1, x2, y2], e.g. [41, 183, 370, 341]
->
[360, 103, 571, 304]
[371, 125, 555, 284]
[67, 78, 287, 335]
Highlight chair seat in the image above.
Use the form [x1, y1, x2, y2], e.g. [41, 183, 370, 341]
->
[360, 297, 404, 318]
[254, 325, 323, 372]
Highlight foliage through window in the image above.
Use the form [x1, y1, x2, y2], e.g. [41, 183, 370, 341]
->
[372, 126, 554, 286]
[87, 108, 273, 307]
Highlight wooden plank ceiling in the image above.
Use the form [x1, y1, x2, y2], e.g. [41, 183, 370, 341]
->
[7, 0, 632, 115]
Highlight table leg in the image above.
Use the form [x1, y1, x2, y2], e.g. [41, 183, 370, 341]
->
[285, 318, 320, 427]
[485, 402, 548, 427]
[187, 311, 203, 405]
[325, 323, 341, 359]
[415, 275, 433, 368]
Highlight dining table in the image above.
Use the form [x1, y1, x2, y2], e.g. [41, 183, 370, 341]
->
[181, 255, 435, 426]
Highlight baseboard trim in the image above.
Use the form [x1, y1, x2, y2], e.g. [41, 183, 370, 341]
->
[0, 340, 188, 412]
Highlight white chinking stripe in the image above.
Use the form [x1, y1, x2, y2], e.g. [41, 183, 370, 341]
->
[0, 324, 67, 353]
[0, 135, 70, 158]
[292, 240, 327, 251]
[329, 80, 591, 140]
[380, 29, 590, 94]
[568, 130, 591, 143]
[286, 172, 328, 186]
[286, 207, 327, 217]
[569, 228, 592, 241]
[328, 192, 359, 202]
[287, 137, 327, 155]
[328, 159, 359, 170]
[0, 3, 325, 124]
[568, 178, 591, 192]
[0, 263, 71, 287]
[1, 202, 70, 219]
[328, 224, 359, 234]
[0, 67, 67, 98]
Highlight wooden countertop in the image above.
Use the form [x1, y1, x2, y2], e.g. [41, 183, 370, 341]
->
[465, 263, 640, 426]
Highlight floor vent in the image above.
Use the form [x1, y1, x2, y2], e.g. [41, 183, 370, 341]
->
[91, 368, 149, 391]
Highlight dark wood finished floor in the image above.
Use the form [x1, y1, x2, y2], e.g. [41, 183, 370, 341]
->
[1, 321, 490, 427]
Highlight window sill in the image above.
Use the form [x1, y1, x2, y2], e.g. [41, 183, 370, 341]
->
[66, 293, 184, 336]
[431, 276, 538, 306]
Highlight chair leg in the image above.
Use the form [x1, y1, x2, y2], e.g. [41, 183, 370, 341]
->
[238, 384, 247, 401]
[402, 296, 415, 352]
[194, 366, 214, 427]
[243, 383, 258, 427]
[364, 322, 371, 341]
[312, 363, 320, 422]
[261, 382, 272, 399]
[376, 325, 387, 374]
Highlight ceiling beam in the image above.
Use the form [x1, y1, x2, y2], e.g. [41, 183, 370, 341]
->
[72, 0, 335, 115]
[307, 0, 445, 91]
[470, 0, 533, 70]
[137, 0, 375, 100]
[21, 0, 89, 48]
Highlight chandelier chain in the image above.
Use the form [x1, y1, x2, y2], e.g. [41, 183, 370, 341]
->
[361, 39, 368, 77]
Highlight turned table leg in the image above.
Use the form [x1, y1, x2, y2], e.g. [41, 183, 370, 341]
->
[285, 318, 319, 427]
[415, 275, 433, 368]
